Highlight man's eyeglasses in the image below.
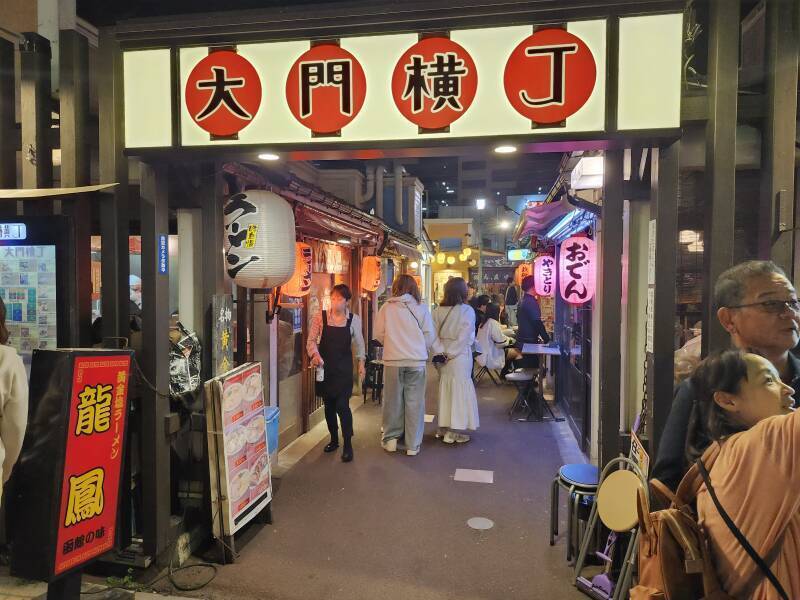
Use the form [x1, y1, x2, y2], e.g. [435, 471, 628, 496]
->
[727, 299, 800, 314]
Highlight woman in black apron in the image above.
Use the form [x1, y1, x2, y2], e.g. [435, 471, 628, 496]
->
[307, 284, 366, 463]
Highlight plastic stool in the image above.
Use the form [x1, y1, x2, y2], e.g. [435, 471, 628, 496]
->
[550, 463, 599, 563]
[505, 369, 534, 419]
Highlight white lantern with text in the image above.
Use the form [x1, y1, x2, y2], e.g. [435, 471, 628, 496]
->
[223, 190, 296, 288]
[559, 237, 596, 304]
[534, 255, 556, 297]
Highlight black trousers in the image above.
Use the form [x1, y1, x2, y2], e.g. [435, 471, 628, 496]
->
[324, 390, 353, 440]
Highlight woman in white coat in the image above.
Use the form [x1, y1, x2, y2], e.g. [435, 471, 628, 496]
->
[432, 277, 479, 443]
[0, 298, 27, 500]
[476, 303, 512, 372]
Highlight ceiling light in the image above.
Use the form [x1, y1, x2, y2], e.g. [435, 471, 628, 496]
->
[337, 238, 351, 244]
[494, 144, 517, 154]
[498, 220, 510, 229]
[476, 198, 486, 210]
[447, 189, 455, 194]
[258, 152, 280, 161]
[410, 261, 419, 269]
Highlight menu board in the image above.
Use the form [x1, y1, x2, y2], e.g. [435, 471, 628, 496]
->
[0, 245, 57, 362]
[205, 362, 272, 537]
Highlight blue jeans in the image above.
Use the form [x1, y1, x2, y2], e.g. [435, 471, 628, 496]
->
[382, 366, 427, 452]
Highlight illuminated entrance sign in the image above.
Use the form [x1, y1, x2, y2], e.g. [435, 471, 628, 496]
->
[124, 15, 682, 148]
[0, 223, 27, 240]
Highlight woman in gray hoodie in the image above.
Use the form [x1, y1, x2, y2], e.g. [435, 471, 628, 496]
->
[374, 275, 443, 456]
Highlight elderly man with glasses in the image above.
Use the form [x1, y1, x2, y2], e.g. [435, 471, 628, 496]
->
[652, 260, 800, 492]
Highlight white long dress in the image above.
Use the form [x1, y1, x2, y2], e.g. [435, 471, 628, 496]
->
[432, 304, 479, 431]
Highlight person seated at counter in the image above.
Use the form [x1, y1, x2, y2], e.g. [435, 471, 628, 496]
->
[501, 275, 550, 377]
[469, 294, 491, 336]
[476, 303, 512, 372]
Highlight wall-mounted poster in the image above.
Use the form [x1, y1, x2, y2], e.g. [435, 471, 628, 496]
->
[204, 363, 272, 539]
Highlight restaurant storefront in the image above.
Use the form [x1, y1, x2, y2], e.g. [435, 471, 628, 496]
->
[92, 0, 686, 564]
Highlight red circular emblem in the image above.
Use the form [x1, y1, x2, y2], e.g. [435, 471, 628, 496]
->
[285, 44, 367, 134]
[391, 37, 478, 130]
[503, 28, 596, 125]
[185, 50, 262, 137]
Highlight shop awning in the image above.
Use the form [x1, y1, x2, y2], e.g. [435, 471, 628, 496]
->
[512, 196, 575, 242]
[386, 235, 422, 261]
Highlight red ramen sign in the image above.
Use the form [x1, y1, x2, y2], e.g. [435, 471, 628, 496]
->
[559, 236, 596, 304]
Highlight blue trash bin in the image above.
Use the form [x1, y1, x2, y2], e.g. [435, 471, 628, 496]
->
[265, 406, 280, 457]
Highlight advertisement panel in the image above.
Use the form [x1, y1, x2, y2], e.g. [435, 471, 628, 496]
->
[205, 363, 272, 538]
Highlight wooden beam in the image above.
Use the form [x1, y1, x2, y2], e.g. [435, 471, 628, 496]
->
[201, 162, 226, 381]
[139, 161, 172, 560]
[649, 142, 679, 458]
[760, 0, 799, 275]
[0, 38, 14, 190]
[599, 149, 624, 466]
[19, 32, 53, 213]
[701, 0, 739, 357]
[60, 29, 92, 346]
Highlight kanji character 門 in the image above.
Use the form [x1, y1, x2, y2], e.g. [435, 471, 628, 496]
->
[299, 59, 352, 119]
[195, 66, 253, 121]
[65, 467, 105, 527]
[75, 384, 113, 435]
[402, 52, 468, 114]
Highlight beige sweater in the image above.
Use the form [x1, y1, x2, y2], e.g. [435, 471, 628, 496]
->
[0, 345, 28, 488]
[698, 409, 800, 599]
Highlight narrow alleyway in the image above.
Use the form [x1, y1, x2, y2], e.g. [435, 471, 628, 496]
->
[167, 374, 586, 600]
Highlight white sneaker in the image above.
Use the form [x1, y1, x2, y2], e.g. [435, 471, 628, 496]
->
[382, 439, 397, 452]
[434, 428, 447, 439]
[406, 448, 419, 456]
[454, 433, 471, 443]
[442, 431, 457, 444]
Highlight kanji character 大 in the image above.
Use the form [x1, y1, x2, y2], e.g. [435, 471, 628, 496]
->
[195, 66, 253, 122]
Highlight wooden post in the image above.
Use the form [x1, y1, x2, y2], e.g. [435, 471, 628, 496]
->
[0, 38, 15, 191]
[202, 162, 226, 381]
[702, 0, 739, 356]
[60, 29, 92, 346]
[20, 32, 53, 215]
[139, 161, 172, 560]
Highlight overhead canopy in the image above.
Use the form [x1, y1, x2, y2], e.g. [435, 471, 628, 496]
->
[0, 183, 118, 198]
[512, 196, 575, 242]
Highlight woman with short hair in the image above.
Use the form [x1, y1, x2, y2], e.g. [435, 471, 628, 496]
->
[307, 284, 365, 463]
[374, 274, 442, 456]
[433, 278, 479, 444]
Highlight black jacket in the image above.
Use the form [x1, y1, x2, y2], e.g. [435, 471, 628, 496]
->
[515, 293, 550, 348]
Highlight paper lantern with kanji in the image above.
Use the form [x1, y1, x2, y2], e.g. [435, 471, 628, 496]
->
[533, 255, 556, 297]
[223, 190, 296, 288]
[361, 256, 382, 292]
[284, 242, 313, 297]
[515, 262, 533, 287]
[559, 236, 596, 304]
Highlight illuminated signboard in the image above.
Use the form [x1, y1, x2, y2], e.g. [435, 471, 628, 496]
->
[0, 224, 27, 240]
[10, 350, 132, 581]
[122, 14, 682, 149]
[507, 248, 532, 262]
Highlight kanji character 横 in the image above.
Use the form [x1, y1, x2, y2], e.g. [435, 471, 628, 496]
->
[64, 467, 105, 527]
[402, 52, 469, 114]
[75, 384, 113, 435]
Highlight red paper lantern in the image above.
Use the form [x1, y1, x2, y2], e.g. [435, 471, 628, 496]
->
[534, 255, 556, 297]
[515, 262, 533, 287]
[284, 242, 313, 297]
[361, 256, 382, 292]
[559, 236, 596, 304]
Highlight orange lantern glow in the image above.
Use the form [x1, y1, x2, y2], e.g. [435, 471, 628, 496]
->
[361, 256, 382, 292]
[515, 262, 533, 287]
[283, 242, 313, 297]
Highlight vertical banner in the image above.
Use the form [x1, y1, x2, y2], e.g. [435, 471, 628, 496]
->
[559, 236, 596, 304]
[212, 294, 234, 376]
[9, 350, 132, 581]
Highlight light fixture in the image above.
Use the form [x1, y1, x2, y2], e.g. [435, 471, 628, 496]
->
[410, 261, 419, 269]
[337, 238, 351, 244]
[545, 211, 579, 240]
[258, 152, 280, 161]
[570, 155, 604, 190]
[687, 241, 704, 253]
[679, 230, 700, 244]
[498, 220, 510, 229]
[476, 198, 486, 210]
[469, 259, 477, 267]
[447, 256, 456, 265]
[459, 253, 467, 262]
[463, 247, 472, 257]
[436, 252, 446, 265]
[494, 144, 517, 154]
[446, 189, 455, 194]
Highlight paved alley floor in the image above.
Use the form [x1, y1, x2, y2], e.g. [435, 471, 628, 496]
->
[159, 374, 586, 600]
